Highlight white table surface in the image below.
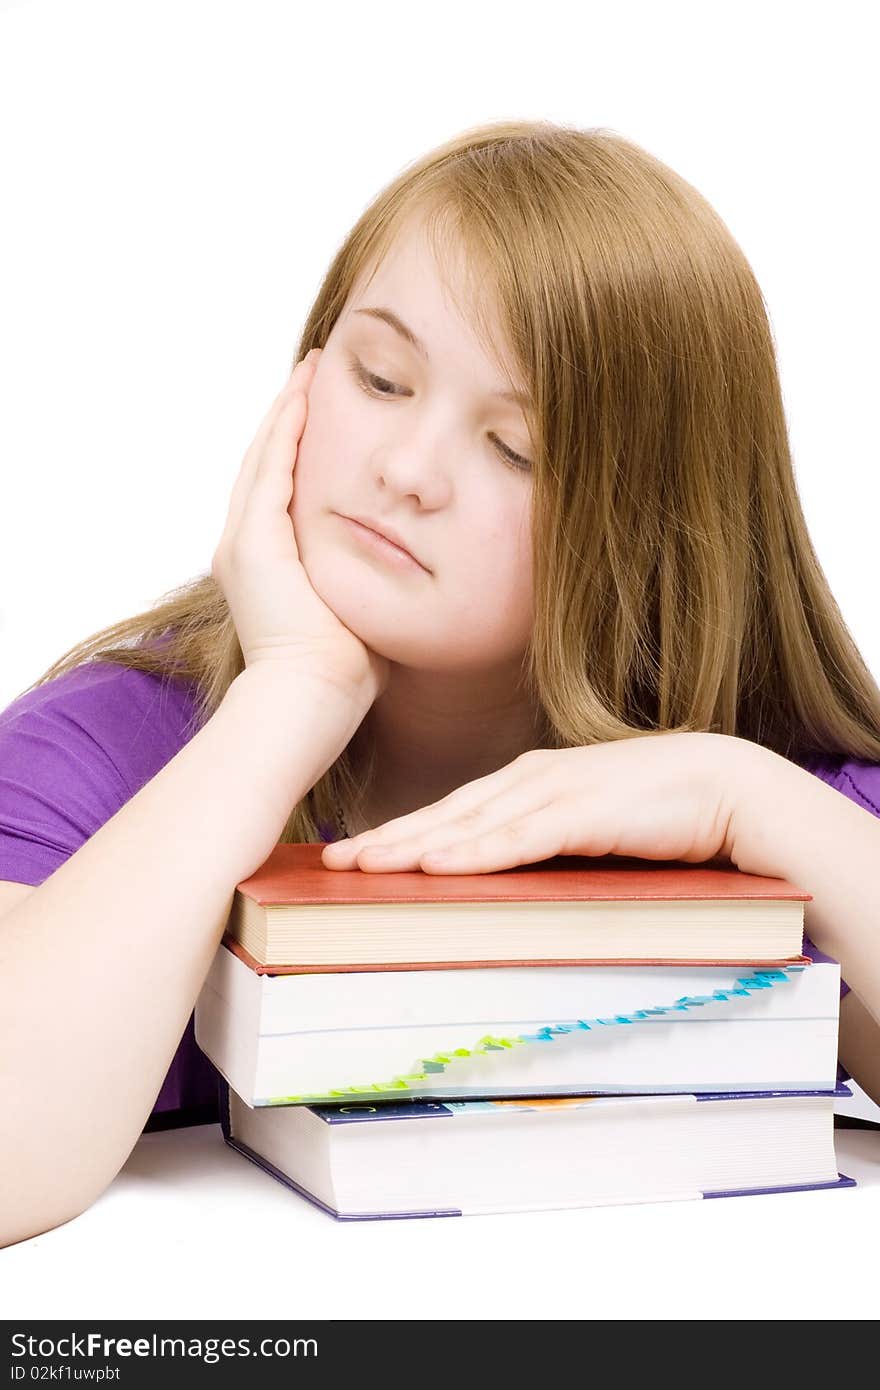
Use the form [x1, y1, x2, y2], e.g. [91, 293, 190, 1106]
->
[2, 1123, 878, 1321]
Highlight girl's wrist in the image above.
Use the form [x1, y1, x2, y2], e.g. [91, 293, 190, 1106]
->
[721, 737, 804, 875]
[726, 738, 880, 971]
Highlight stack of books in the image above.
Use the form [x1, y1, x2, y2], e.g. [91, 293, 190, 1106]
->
[194, 845, 854, 1219]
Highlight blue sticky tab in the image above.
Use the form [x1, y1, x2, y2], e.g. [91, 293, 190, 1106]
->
[294, 955, 797, 1099]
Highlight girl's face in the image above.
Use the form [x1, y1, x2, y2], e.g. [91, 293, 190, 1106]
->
[291, 216, 535, 674]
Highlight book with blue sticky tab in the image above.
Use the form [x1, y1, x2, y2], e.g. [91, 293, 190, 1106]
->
[196, 948, 840, 1104]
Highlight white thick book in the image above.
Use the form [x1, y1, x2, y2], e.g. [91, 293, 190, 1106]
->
[219, 1081, 855, 1220]
[194, 942, 841, 1105]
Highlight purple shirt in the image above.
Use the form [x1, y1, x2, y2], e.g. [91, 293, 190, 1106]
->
[1, 660, 875, 1129]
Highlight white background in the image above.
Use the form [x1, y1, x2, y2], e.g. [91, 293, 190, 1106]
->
[0, 1125, 877, 1321]
[1, 0, 878, 1312]
[1, 0, 878, 710]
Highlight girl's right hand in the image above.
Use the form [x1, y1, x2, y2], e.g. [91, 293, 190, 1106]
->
[212, 349, 389, 701]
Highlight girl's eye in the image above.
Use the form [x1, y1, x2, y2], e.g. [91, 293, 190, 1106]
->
[349, 360, 399, 399]
[346, 356, 532, 474]
[489, 433, 533, 473]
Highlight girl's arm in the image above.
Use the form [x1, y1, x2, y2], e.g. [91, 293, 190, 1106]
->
[326, 733, 880, 1107]
[0, 664, 374, 1248]
[729, 744, 880, 1106]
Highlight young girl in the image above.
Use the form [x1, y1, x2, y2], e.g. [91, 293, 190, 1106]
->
[2, 119, 878, 1247]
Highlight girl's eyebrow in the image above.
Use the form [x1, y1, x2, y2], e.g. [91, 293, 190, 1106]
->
[352, 304, 531, 409]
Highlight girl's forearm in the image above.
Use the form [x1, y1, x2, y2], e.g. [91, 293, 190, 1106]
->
[0, 664, 373, 1248]
[728, 741, 880, 1024]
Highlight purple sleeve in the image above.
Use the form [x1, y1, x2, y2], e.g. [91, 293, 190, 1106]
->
[0, 661, 201, 884]
[0, 661, 218, 1124]
[800, 754, 880, 1087]
[802, 754, 880, 1002]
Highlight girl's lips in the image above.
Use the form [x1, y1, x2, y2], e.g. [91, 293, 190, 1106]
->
[340, 516, 430, 574]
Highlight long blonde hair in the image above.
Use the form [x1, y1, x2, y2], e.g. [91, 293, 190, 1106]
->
[18, 118, 880, 843]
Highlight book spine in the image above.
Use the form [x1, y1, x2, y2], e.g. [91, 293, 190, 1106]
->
[703, 1174, 856, 1199]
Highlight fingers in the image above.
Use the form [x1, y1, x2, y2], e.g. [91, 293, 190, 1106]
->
[321, 753, 555, 871]
[243, 390, 307, 535]
[331, 797, 572, 875]
[240, 353, 319, 525]
[217, 350, 321, 552]
[325, 759, 524, 848]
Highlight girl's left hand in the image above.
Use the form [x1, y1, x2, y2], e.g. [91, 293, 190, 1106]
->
[320, 731, 765, 875]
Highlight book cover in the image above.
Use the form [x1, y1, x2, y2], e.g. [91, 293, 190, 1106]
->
[236, 845, 811, 906]
[222, 934, 813, 976]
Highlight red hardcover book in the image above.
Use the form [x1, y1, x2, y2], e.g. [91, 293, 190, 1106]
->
[224, 843, 811, 971]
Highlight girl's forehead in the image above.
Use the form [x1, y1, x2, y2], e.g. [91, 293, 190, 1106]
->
[348, 222, 519, 381]
[356, 210, 493, 310]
